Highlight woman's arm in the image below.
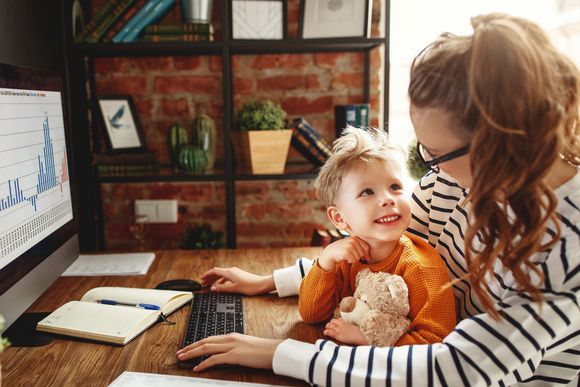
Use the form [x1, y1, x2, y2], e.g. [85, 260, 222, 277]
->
[274, 290, 579, 386]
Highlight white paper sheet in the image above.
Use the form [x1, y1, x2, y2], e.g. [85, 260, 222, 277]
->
[61, 252, 155, 276]
[108, 372, 280, 387]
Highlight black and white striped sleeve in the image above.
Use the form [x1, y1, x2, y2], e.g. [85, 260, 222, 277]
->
[272, 234, 580, 386]
[408, 172, 435, 241]
[273, 289, 579, 386]
[273, 257, 314, 297]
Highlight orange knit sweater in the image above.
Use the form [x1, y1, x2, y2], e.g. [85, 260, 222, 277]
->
[298, 232, 457, 346]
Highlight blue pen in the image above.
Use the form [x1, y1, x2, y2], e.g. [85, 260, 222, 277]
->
[98, 299, 160, 310]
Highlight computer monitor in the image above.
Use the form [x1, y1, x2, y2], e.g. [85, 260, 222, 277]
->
[0, 62, 79, 346]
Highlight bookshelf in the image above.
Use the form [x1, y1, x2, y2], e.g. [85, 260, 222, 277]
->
[63, 0, 390, 250]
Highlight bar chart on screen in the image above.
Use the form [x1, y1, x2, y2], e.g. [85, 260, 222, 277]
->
[0, 87, 73, 269]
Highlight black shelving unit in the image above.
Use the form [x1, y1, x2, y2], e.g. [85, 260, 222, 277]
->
[65, 0, 390, 250]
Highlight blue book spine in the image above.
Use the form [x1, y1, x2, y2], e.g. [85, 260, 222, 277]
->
[113, 0, 161, 43]
[335, 105, 357, 137]
[122, 0, 176, 42]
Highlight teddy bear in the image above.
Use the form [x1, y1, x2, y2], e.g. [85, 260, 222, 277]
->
[339, 268, 411, 347]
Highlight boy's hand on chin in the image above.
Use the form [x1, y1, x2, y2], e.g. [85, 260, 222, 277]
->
[318, 236, 370, 271]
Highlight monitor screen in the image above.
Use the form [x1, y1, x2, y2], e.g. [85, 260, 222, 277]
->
[0, 62, 78, 335]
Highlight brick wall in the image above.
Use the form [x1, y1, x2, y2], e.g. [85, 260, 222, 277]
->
[91, 0, 386, 249]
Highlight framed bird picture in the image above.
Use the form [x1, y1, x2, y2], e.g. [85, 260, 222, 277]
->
[96, 95, 147, 153]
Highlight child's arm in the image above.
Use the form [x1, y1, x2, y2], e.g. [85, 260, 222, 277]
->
[298, 237, 369, 324]
[395, 263, 457, 345]
[298, 262, 342, 324]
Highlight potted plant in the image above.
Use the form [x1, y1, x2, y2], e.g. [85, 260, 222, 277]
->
[180, 223, 224, 249]
[0, 314, 10, 384]
[233, 100, 293, 174]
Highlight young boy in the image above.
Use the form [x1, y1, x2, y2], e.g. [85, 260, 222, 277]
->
[299, 126, 456, 346]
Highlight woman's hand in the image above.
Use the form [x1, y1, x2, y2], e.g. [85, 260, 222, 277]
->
[324, 318, 369, 345]
[176, 333, 282, 371]
[318, 236, 370, 271]
[200, 267, 275, 296]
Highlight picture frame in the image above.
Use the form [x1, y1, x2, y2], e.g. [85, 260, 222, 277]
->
[96, 95, 147, 153]
[230, 0, 287, 40]
[300, 0, 372, 39]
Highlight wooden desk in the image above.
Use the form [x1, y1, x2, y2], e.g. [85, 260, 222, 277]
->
[1, 247, 322, 387]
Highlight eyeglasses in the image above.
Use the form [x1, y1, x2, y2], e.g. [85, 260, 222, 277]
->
[416, 142, 470, 173]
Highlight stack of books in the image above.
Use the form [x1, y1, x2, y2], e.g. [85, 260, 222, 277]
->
[310, 228, 349, 247]
[93, 151, 159, 174]
[143, 23, 214, 42]
[290, 118, 333, 167]
[75, 0, 212, 44]
[334, 104, 370, 137]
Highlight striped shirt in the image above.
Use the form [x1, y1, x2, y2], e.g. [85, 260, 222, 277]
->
[272, 170, 580, 386]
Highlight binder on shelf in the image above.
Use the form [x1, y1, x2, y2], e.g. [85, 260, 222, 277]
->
[85, 0, 136, 43]
[335, 105, 357, 137]
[121, 0, 176, 43]
[355, 104, 370, 128]
[113, 0, 162, 43]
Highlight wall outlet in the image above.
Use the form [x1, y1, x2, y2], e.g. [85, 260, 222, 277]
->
[134, 200, 178, 223]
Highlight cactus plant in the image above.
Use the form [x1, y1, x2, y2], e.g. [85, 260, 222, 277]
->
[191, 114, 216, 170]
[178, 146, 208, 173]
[167, 122, 189, 167]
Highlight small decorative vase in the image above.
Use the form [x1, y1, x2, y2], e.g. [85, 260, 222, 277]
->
[178, 146, 208, 173]
[181, 0, 213, 23]
[191, 114, 216, 171]
[167, 122, 189, 168]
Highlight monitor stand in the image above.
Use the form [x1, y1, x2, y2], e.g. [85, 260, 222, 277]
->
[4, 312, 55, 347]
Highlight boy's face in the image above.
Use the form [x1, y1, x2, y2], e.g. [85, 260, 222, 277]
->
[329, 160, 411, 243]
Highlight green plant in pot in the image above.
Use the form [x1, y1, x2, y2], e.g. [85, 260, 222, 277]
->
[233, 100, 293, 174]
[407, 139, 430, 180]
[180, 222, 224, 249]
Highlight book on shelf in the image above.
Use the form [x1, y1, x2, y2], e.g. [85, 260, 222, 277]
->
[291, 129, 327, 166]
[335, 104, 370, 137]
[122, 0, 176, 43]
[290, 117, 333, 166]
[85, 0, 137, 43]
[143, 33, 213, 42]
[93, 151, 158, 165]
[113, 0, 162, 42]
[145, 23, 214, 35]
[101, 0, 148, 43]
[36, 287, 193, 345]
[74, 0, 118, 43]
[97, 164, 160, 174]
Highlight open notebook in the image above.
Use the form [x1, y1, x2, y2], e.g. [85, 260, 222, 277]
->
[37, 287, 193, 345]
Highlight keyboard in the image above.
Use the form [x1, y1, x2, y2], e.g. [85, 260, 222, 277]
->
[177, 292, 244, 368]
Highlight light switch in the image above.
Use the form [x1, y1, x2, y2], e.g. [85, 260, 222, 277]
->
[134, 200, 178, 223]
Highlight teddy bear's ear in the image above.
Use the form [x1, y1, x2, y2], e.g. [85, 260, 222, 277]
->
[356, 268, 372, 288]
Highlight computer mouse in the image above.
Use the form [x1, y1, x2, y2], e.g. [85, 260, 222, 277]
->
[155, 279, 203, 292]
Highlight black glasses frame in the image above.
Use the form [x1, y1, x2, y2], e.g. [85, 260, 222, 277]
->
[416, 142, 470, 173]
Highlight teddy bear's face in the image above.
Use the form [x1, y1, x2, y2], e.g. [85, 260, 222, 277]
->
[353, 268, 410, 317]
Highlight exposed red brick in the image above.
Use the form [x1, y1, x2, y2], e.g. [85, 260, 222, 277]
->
[257, 75, 308, 91]
[331, 72, 364, 89]
[282, 96, 334, 115]
[233, 78, 256, 94]
[94, 58, 125, 73]
[160, 97, 190, 117]
[173, 57, 202, 71]
[95, 76, 148, 96]
[153, 76, 220, 94]
[251, 54, 311, 70]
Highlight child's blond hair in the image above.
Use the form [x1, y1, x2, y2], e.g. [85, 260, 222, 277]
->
[314, 126, 406, 207]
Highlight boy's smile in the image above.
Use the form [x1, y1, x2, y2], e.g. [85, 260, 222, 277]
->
[329, 160, 411, 261]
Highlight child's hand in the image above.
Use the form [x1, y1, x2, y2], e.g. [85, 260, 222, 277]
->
[324, 318, 369, 346]
[318, 236, 370, 271]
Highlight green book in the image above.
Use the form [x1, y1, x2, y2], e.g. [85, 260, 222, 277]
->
[144, 23, 213, 35]
[85, 0, 136, 43]
[74, 0, 119, 43]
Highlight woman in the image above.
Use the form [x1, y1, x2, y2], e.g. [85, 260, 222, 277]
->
[177, 13, 580, 385]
